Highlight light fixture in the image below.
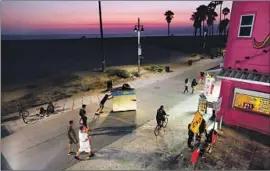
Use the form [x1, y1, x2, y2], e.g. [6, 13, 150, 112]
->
[133, 26, 138, 32]
[140, 26, 144, 32]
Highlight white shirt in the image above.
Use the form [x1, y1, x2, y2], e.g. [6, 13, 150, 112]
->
[79, 130, 89, 148]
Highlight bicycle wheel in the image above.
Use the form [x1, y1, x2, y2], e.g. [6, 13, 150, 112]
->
[21, 114, 29, 124]
[163, 117, 168, 128]
[154, 125, 161, 136]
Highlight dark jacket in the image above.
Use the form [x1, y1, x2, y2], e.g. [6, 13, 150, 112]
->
[156, 109, 166, 120]
[191, 79, 197, 87]
[79, 108, 86, 117]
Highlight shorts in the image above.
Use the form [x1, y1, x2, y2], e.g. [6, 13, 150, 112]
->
[69, 139, 77, 144]
[79, 145, 91, 153]
[99, 103, 104, 108]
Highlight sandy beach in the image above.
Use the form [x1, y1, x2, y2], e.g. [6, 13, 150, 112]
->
[1, 35, 226, 117]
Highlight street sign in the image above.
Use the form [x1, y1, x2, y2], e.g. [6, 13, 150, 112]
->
[190, 112, 203, 134]
[213, 97, 222, 112]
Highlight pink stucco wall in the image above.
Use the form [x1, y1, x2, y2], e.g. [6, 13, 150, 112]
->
[218, 1, 270, 135]
[217, 79, 270, 135]
[224, 1, 270, 74]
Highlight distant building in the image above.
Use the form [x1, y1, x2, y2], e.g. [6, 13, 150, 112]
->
[217, 1, 270, 135]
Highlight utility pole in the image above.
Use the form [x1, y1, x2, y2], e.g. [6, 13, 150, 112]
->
[133, 18, 144, 75]
[98, 1, 105, 72]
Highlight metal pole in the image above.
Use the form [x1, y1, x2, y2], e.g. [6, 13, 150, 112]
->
[137, 17, 141, 74]
[98, 1, 105, 72]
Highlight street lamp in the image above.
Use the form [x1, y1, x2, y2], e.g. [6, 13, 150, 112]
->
[134, 18, 144, 75]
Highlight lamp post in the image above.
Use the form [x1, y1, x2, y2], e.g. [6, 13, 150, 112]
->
[98, 1, 105, 72]
[134, 18, 144, 75]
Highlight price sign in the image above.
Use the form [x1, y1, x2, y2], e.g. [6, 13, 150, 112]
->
[190, 112, 203, 134]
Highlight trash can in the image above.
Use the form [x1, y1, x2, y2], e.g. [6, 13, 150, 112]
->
[107, 80, 113, 90]
[165, 66, 170, 72]
[188, 60, 193, 66]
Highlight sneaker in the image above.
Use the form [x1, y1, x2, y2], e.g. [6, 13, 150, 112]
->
[68, 152, 73, 155]
[89, 153, 95, 157]
[74, 156, 80, 160]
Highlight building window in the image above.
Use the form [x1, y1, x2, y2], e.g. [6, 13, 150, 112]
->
[238, 14, 255, 38]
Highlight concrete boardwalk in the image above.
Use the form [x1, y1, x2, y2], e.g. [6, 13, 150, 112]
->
[1, 58, 222, 170]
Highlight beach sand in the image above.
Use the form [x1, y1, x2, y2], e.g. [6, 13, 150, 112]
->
[1, 54, 205, 116]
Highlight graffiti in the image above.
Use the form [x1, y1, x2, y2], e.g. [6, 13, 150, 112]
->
[252, 33, 270, 49]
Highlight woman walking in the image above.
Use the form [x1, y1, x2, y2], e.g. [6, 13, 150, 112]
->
[191, 79, 198, 94]
[184, 78, 189, 93]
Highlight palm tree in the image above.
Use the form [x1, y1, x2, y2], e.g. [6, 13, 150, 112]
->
[218, 19, 230, 35]
[207, 2, 218, 36]
[164, 10, 174, 36]
[214, 1, 223, 35]
[222, 7, 230, 20]
[196, 5, 208, 36]
[190, 12, 201, 36]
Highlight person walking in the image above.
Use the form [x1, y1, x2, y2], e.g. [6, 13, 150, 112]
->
[74, 126, 95, 160]
[79, 104, 88, 127]
[95, 91, 112, 115]
[67, 120, 79, 155]
[191, 79, 198, 94]
[183, 78, 189, 93]
[187, 123, 194, 150]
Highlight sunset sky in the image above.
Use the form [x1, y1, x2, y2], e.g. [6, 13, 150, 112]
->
[1, 1, 232, 37]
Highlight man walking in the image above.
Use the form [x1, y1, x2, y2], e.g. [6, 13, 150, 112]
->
[74, 126, 95, 160]
[79, 104, 87, 127]
[187, 123, 194, 150]
[184, 78, 189, 93]
[95, 91, 112, 114]
[67, 120, 79, 155]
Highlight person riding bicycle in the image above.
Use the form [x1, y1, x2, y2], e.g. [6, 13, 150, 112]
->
[156, 105, 169, 127]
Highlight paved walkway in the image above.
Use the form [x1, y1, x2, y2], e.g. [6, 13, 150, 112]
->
[1, 58, 222, 170]
[67, 90, 217, 170]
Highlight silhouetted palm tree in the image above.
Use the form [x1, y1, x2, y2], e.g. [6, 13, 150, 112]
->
[222, 7, 230, 20]
[190, 12, 201, 36]
[164, 10, 174, 36]
[196, 5, 208, 36]
[207, 2, 218, 36]
[218, 19, 230, 35]
[214, 1, 223, 35]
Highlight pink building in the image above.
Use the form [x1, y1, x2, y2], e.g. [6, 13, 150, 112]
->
[217, 1, 270, 135]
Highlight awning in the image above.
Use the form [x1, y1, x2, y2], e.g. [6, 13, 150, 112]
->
[204, 64, 223, 73]
[217, 68, 270, 86]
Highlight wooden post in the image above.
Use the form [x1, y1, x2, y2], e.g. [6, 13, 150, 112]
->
[72, 98, 75, 110]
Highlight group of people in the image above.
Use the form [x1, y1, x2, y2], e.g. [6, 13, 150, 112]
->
[39, 102, 55, 117]
[67, 91, 113, 160]
[183, 78, 198, 94]
[67, 120, 94, 160]
[187, 119, 217, 156]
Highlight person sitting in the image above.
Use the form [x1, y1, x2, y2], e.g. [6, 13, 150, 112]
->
[47, 102, 55, 115]
[39, 107, 47, 117]
[156, 105, 169, 127]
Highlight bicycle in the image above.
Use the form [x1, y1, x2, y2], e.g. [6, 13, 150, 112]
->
[154, 115, 169, 136]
